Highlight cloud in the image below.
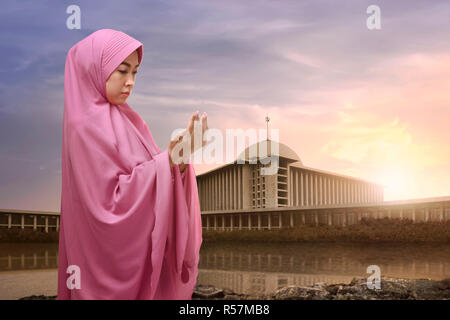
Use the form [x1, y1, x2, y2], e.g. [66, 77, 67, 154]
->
[2, 0, 450, 210]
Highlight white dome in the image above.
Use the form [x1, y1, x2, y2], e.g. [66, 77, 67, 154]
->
[236, 139, 302, 164]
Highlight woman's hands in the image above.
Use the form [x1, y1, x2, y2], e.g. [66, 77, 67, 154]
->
[187, 110, 208, 154]
[168, 111, 209, 172]
[168, 136, 182, 168]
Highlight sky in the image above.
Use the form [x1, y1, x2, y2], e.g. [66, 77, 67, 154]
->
[0, 0, 449, 212]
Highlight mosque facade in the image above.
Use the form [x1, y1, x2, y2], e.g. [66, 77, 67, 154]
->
[196, 139, 384, 212]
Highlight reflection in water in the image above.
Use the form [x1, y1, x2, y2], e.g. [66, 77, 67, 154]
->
[0, 241, 449, 296]
[197, 242, 450, 295]
[0, 243, 58, 271]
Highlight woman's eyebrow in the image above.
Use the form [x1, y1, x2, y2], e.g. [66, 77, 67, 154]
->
[120, 62, 140, 68]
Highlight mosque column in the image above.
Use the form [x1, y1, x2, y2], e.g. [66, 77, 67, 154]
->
[225, 170, 228, 211]
[218, 172, 221, 210]
[225, 170, 229, 210]
[205, 178, 208, 211]
[234, 166, 237, 209]
[206, 177, 209, 211]
[305, 172, 309, 206]
[204, 179, 208, 210]
[345, 181, 349, 204]
[210, 175, 213, 210]
[314, 174, 317, 206]
[207, 177, 211, 211]
[331, 179, 335, 205]
[237, 166, 241, 209]
[343, 180, 347, 204]
[359, 183, 363, 203]
[338, 179, 342, 204]
[220, 170, 225, 210]
[215, 175, 217, 209]
[291, 170, 294, 206]
[327, 177, 331, 205]
[300, 171, 304, 206]
[351, 182, 354, 204]
[319, 176, 322, 206]
[348, 181, 351, 204]
[232, 167, 235, 210]
[231, 168, 233, 210]
[308, 174, 312, 206]
[342, 180, 346, 204]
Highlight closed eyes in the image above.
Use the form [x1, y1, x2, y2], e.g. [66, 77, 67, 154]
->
[118, 70, 138, 74]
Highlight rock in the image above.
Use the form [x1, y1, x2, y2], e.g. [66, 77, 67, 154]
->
[19, 295, 57, 300]
[349, 277, 367, 286]
[433, 278, 450, 290]
[274, 285, 329, 300]
[223, 294, 244, 300]
[192, 284, 225, 299]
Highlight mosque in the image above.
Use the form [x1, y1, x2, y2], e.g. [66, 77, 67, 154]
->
[195, 127, 450, 230]
[196, 139, 384, 212]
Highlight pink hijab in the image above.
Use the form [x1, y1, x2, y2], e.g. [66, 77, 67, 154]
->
[58, 29, 202, 300]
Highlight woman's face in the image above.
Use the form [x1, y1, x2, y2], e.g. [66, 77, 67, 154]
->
[106, 50, 139, 105]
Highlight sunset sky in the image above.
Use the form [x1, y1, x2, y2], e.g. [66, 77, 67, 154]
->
[1, 0, 449, 212]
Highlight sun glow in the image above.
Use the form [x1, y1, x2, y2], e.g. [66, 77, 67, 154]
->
[374, 166, 413, 200]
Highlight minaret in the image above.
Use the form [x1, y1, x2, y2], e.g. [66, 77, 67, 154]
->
[265, 113, 270, 141]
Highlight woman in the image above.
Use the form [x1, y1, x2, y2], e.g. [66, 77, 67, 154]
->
[58, 28, 206, 300]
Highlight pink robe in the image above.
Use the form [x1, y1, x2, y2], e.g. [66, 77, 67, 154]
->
[58, 29, 202, 300]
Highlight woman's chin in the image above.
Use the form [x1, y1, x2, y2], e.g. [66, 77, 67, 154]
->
[114, 97, 128, 105]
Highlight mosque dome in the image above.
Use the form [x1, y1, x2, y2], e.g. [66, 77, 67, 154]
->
[236, 139, 302, 165]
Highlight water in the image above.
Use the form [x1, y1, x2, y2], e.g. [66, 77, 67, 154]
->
[0, 241, 449, 298]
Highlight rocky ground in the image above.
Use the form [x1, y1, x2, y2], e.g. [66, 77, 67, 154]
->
[192, 276, 450, 300]
[18, 277, 450, 300]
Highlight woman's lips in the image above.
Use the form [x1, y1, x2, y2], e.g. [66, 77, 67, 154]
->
[121, 92, 130, 96]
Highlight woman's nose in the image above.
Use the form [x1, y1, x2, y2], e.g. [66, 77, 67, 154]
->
[125, 76, 135, 87]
